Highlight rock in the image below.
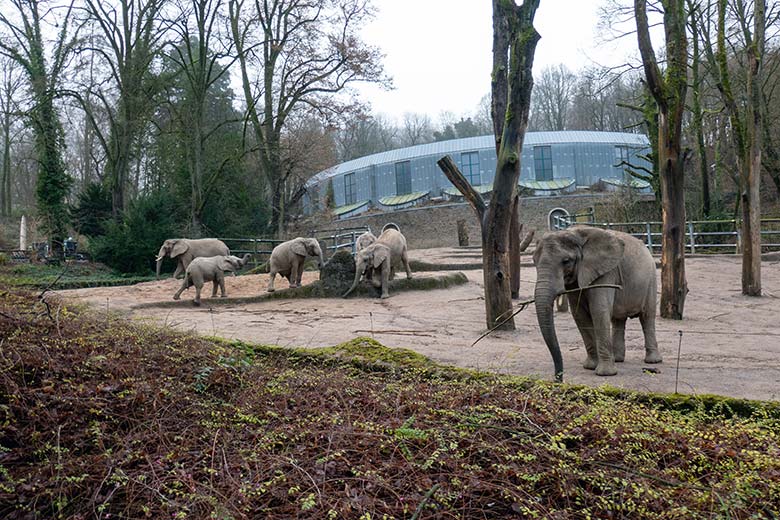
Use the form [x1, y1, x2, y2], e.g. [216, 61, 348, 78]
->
[319, 249, 356, 296]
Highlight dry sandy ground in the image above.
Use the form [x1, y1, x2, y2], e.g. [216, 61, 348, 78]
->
[57, 250, 780, 402]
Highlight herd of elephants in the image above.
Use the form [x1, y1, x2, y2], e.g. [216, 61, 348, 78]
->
[153, 223, 663, 382]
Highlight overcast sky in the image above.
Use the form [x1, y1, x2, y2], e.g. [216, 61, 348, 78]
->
[356, 0, 639, 122]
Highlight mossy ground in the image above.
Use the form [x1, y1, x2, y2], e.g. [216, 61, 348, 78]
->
[2, 289, 779, 519]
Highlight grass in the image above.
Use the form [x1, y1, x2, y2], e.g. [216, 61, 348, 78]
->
[0, 261, 155, 290]
[1, 289, 779, 519]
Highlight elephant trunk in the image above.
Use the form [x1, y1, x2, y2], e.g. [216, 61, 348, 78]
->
[343, 264, 363, 298]
[534, 270, 565, 382]
[156, 256, 164, 278]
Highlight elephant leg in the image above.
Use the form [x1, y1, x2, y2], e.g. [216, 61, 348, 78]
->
[267, 270, 277, 292]
[388, 265, 396, 281]
[289, 258, 301, 288]
[640, 310, 662, 364]
[296, 262, 304, 286]
[211, 279, 219, 297]
[380, 261, 390, 298]
[218, 274, 227, 298]
[173, 262, 184, 279]
[571, 301, 598, 370]
[590, 290, 617, 376]
[402, 249, 412, 279]
[173, 276, 189, 300]
[611, 317, 627, 362]
[193, 283, 202, 306]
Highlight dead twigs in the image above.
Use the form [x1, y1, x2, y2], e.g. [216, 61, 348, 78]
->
[470, 284, 622, 347]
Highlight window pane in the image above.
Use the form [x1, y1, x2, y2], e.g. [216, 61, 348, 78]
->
[533, 146, 552, 181]
[395, 161, 412, 195]
[461, 151, 480, 185]
[344, 173, 356, 205]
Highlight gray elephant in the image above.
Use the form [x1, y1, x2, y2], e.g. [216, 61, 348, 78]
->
[156, 238, 229, 279]
[267, 237, 324, 292]
[343, 228, 411, 299]
[533, 226, 662, 382]
[173, 254, 250, 305]
[355, 230, 376, 252]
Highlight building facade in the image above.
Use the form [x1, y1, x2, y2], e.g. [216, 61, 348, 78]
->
[305, 131, 652, 217]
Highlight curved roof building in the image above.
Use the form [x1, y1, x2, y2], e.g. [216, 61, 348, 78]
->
[305, 131, 651, 217]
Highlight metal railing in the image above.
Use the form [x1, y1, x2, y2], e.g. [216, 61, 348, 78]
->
[219, 226, 371, 265]
[554, 218, 780, 253]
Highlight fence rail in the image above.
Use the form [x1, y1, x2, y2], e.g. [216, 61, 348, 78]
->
[219, 226, 371, 265]
[553, 217, 780, 253]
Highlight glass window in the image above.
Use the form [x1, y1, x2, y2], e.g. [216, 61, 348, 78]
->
[395, 161, 412, 195]
[344, 172, 356, 205]
[460, 151, 480, 185]
[615, 145, 630, 166]
[533, 146, 553, 181]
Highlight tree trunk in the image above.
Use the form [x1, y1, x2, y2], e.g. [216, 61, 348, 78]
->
[438, 0, 540, 330]
[658, 114, 688, 318]
[510, 196, 521, 299]
[635, 0, 688, 319]
[740, 0, 763, 296]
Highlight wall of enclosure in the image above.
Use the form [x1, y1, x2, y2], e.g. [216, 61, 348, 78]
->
[304, 131, 652, 212]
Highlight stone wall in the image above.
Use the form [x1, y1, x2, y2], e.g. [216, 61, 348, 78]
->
[296, 192, 656, 250]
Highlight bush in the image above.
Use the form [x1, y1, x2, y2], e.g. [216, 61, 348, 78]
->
[88, 191, 180, 274]
[70, 182, 113, 237]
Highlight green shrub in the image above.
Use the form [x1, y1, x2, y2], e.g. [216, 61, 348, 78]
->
[70, 182, 113, 237]
[88, 191, 180, 274]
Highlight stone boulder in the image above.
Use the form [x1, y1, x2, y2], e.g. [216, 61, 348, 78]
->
[319, 249, 356, 296]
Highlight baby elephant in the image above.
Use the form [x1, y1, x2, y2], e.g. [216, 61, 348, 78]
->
[267, 237, 324, 292]
[173, 254, 250, 306]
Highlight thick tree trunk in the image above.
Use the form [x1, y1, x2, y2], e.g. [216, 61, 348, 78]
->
[510, 197, 521, 299]
[658, 115, 688, 319]
[635, 0, 688, 319]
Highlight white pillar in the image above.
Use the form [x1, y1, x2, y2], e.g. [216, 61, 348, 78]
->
[19, 215, 27, 251]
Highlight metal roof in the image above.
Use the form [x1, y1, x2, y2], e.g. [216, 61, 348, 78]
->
[378, 191, 429, 206]
[332, 200, 370, 216]
[308, 131, 650, 185]
[519, 178, 576, 190]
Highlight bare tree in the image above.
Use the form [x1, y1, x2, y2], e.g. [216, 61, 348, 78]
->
[695, 0, 765, 295]
[635, 0, 689, 320]
[0, 58, 23, 217]
[0, 0, 79, 256]
[438, 0, 541, 334]
[228, 0, 388, 236]
[399, 112, 433, 147]
[531, 64, 575, 131]
[165, 0, 239, 236]
[79, 0, 168, 217]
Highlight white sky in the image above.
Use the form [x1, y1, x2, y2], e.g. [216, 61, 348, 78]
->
[356, 0, 639, 123]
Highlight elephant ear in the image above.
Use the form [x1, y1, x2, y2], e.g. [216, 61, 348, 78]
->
[291, 239, 307, 256]
[572, 227, 625, 288]
[217, 256, 235, 271]
[372, 246, 389, 269]
[171, 240, 189, 258]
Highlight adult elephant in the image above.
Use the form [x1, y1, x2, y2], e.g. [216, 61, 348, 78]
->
[173, 254, 250, 306]
[155, 238, 229, 279]
[533, 226, 662, 382]
[267, 237, 324, 292]
[343, 228, 411, 299]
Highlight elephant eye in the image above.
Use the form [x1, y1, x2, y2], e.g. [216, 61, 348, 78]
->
[562, 257, 574, 266]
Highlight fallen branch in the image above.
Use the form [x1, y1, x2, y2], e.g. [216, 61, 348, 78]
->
[470, 283, 623, 347]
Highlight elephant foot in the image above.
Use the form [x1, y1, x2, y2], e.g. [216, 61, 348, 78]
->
[380, 293, 390, 299]
[614, 353, 625, 363]
[173, 295, 181, 300]
[595, 362, 618, 376]
[267, 287, 275, 293]
[644, 350, 663, 364]
[219, 294, 227, 298]
[192, 300, 201, 307]
[583, 357, 598, 370]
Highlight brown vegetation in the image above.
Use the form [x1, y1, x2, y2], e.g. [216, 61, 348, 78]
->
[1, 289, 779, 518]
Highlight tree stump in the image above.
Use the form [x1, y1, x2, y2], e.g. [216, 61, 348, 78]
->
[319, 249, 356, 296]
[457, 219, 469, 247]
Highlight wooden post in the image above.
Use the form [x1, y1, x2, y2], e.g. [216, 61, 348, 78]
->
[457, 219, 469, 247]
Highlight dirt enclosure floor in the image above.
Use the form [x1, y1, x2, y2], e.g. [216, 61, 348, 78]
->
[58, 250, 780, 402]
